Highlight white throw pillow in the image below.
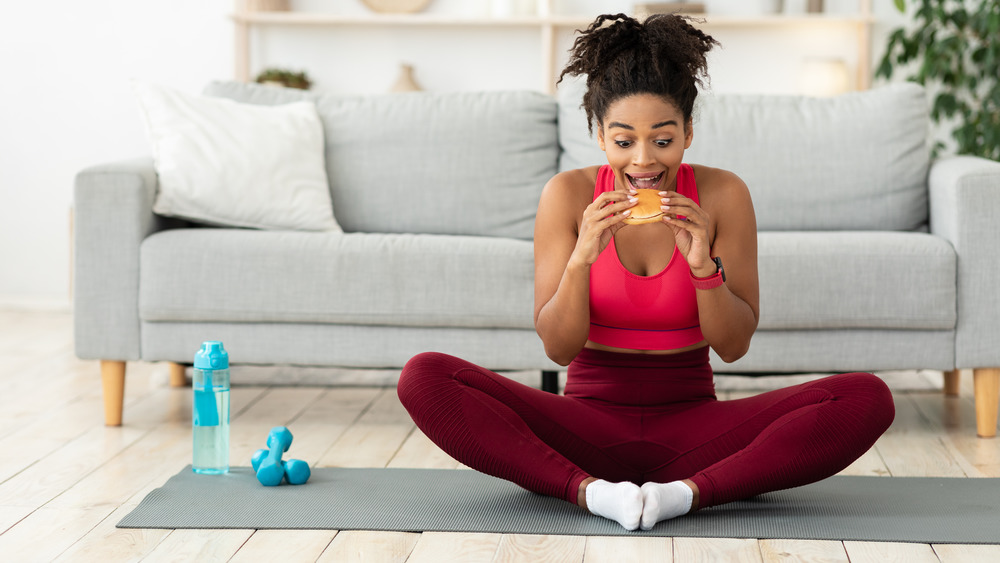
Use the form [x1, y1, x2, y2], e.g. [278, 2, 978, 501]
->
[132, 81, 340, 231]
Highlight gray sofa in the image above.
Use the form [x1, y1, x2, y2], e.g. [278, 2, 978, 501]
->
[74, 80, 1000, 435]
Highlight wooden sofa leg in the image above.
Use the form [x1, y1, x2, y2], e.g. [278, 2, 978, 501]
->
[943, 369, 961, 397]
[101, 360, 126, 427]
[973, 368, 1000, 438]
[168, 362, 188, 387]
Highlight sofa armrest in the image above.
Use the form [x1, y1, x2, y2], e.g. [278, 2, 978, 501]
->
[73, 157, 166, 361]
[929, 155, 1000, 369]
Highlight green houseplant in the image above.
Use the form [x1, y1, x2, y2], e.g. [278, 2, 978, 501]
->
[254, 68, 313, 90]
[876, 0, 1000, 160]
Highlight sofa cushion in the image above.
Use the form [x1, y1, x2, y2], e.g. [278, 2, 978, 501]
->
[203, 82, 558, 240]
[557, 75, 602, 174]
[139, 229, 535, 329]
[558, 79, 931, 231]
[758, 231, 955, 330]
[140, 229, 953, 334]
[132, 81, 338, 232]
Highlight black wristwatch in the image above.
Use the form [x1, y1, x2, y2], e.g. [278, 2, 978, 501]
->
[712, 256, 726, 282]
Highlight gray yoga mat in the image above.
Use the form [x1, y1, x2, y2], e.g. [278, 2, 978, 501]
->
[119, 467, 1000, 544]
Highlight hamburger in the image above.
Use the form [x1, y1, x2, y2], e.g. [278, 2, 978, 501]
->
[623, 189, 664, 225]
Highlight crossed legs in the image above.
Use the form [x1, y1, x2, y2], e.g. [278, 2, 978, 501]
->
[397, 352, 894, 530]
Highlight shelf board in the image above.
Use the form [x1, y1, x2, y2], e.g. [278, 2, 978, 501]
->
[232, 12, 564, 27]
[232, 12, 874, 28]
[693, 14, 875, 26]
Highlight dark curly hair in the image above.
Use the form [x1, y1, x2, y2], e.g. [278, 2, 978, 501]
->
[558, 13, 719, 135]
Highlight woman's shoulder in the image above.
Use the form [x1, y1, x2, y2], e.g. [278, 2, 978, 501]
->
[691, 164, 754, 225]
[688, 163, 747, 193]
[541, 165, 603, 204]
[536, 165, 603, 233]
[688, 164, 753, 207]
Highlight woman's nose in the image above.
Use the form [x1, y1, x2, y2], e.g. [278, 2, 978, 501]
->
[632, 144, 655, 166]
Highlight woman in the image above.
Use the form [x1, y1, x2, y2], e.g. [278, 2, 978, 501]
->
[398, 13, 894, 531]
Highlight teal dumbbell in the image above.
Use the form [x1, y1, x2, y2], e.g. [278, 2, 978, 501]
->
[253, 426, 293, 486]
[250, 451, 311, 485]
[251, 427, 311, 486]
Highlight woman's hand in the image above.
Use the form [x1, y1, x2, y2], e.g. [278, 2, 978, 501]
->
[659, 191, 714, 275]
[570, 187, 637, 268]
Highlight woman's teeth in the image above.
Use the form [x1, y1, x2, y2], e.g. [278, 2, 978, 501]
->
[627, 172, 663, 189]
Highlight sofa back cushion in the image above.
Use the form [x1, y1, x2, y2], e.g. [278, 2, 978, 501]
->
[204, 82, 559, 239]
[558, 79, 931, 231]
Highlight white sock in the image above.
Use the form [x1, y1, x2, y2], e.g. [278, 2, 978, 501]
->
[640, 481, 694, 530]
[585, 479, 643, 531]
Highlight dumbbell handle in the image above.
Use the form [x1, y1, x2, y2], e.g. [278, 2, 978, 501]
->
[263, 442, 283, 467]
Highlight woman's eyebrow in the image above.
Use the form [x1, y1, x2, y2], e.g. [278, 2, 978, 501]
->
[607, 120, 678, 130]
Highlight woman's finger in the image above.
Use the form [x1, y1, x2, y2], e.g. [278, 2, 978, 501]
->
[659, 194, 707, 223]
[591, 193, 637, 219]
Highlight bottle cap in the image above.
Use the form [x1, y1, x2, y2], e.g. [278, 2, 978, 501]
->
[194, 341, 229, 370]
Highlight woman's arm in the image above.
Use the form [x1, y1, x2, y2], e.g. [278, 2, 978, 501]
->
[663, 167, 760, 362]
[533, 169, 636, 365]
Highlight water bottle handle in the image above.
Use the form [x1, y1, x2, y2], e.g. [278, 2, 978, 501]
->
[194, 369, 220, 427]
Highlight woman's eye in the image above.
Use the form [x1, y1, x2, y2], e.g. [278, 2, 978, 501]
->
[655, 139, 673, 147]
[615, 140, 633, 148]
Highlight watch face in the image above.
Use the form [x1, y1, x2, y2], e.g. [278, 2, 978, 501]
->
[713, 256, 726, 282]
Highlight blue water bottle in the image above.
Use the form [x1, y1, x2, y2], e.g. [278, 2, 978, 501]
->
[192, 341, 230, 474]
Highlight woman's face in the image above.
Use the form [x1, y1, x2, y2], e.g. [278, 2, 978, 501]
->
[597, 94, 693, 193]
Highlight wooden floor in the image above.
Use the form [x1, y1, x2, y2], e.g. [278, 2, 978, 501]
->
[1, 310, 999, 562]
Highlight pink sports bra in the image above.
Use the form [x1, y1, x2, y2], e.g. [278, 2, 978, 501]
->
[587, 164, 705, 350]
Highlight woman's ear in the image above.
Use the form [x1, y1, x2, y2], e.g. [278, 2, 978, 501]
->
[684, 119, 694, 149]
[597, 125, 607, 152]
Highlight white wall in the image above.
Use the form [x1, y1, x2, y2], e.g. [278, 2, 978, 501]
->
[0, 0, 907, 309]
[0, 0, 234, 309]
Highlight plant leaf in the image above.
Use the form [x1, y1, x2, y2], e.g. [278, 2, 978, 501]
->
[881, 0, 1000, 160]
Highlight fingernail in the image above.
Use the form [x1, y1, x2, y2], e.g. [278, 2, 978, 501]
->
[622, 210, 632, 216]
[629, 197, 638, 203]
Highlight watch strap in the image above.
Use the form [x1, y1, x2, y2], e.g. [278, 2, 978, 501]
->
[691, 257, 725, 290]
[691, 270, 724, 290]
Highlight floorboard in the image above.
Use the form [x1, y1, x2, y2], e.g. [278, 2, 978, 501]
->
[405, 532, 502, 563]
[582, 536, 673, 562]
[317, 530, 419, 563]
[757, 539, 848, 563]
[843, 541, 941, 563]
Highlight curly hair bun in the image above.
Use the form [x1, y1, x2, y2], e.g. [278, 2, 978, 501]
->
[559, 13, 719, 134]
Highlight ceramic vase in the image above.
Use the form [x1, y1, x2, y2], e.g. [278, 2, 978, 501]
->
[391, 64, 422, 92]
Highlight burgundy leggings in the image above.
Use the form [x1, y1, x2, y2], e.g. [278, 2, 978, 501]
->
[397, 347, 894, 508]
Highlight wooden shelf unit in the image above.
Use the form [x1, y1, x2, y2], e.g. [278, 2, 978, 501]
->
[232, 0, 874, 94]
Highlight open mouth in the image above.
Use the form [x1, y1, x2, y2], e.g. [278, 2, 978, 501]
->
[626, 171, 665, 191]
